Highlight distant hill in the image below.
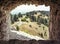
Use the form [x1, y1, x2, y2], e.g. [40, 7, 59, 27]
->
[37, 11, 50, 15]
[11, 10, 50, 16]
[25, 10, 50, 16]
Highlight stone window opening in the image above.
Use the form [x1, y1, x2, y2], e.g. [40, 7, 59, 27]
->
[9, 4, 50, 40]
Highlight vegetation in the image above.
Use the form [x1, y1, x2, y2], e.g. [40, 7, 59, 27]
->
[10, 14, 19, 24]
[40, 33, 43, 38]
[21, 18, 26, 22]
[29, 25, 32, 27]
[14, 14, 18, 21]
[16, 25, 19, 31]
[11, 10, 49, 39]
[18, 13, 22, 17]
[25, 16, 28, 18]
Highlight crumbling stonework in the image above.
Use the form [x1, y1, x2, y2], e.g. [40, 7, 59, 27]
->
[0, 0, 60, 41]
[49, 4, 60, 40]
[0, 9, 11, 41]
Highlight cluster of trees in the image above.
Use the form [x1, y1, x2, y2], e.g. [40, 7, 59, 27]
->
[10, 13, 23, 24]
[25, 11, 49, 27]
[26, 12, 49, 26]
[10, 11, 49, 27]
[30, 16, 37, 22]
[37, 17, 49, 26]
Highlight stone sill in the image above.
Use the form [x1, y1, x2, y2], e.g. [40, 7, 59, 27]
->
[0, 39, 60, 44]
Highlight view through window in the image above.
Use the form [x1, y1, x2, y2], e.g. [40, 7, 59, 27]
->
[10, 4, 50, 40]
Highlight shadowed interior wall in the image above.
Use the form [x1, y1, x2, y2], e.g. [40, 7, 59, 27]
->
[49, 4, 60, 40]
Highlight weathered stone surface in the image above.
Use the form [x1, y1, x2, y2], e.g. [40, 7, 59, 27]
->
[0, 39, 60, 44]
[49, 4, 60, 40]
[0, 10, 11, 41]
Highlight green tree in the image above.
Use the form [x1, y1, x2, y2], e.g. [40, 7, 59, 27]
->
[14, 14, 18, 22]
[44, 19, 48, 26]
[44, 19, 47, 24]
[18, 13, 22, 17]
[44, 31, 47, 36]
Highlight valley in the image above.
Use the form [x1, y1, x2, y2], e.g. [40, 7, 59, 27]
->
[11, 11, 49, 40]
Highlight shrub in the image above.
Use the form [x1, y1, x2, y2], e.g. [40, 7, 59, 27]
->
[25, 16, 28, 18]
[21, 18, 26, 22]
[43, 26, 45, 30]
[37, 22, 41, 25]
[38, 33, 43, 38]
[16, 26, 19, 31]
[29, 25, 32, 27]
[44, 31, 47, 36]
[39, 25, 41, 27]
[40, 33, 43, 38]
[26, 21, 28, 22]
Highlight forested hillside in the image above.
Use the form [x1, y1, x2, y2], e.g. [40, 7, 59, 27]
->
[10, 11, 50, 40]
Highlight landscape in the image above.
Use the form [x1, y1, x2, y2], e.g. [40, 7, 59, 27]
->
[10, 10, 50, 40]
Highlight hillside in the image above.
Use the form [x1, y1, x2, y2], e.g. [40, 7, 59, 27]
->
[11, 11, 49, 40]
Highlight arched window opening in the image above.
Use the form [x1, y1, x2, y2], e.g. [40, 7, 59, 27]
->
[10, 4, 50, 40]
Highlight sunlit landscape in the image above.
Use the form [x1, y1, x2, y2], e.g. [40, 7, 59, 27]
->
[10, 4, 50, 40]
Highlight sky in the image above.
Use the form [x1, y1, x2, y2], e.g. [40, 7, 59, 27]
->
[10, 4, 50, 14]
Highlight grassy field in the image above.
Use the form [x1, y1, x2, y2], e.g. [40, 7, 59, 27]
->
[19, 22, 49, 39]
[12, 18, 49, 40]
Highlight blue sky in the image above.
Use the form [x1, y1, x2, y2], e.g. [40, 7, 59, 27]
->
[10, 4, 50, 14]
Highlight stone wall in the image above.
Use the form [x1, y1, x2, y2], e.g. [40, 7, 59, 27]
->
[0, 39, 60, 44]
[49, 4, 60, 40]
[0, 9, 11, 41]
